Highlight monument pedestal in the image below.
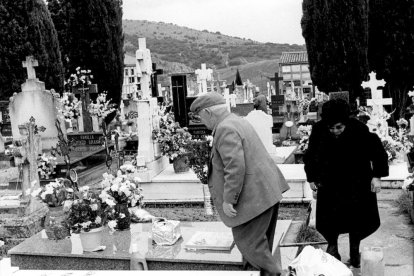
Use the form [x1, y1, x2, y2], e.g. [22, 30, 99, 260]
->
[134, 156, 169, 183]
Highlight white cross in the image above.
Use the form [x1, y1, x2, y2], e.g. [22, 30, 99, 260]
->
[195, 63, 213, 94]
[362, 72, 392, 113]
[22, 56, 38, 80]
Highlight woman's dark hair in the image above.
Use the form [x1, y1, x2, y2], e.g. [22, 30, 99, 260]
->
[321, 99, 350, 126]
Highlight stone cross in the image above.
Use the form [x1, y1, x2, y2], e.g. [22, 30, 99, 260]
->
[136, 37, 153, 99]
[14, 117, 42, 197]
[270, 73, 283, 95]
[362, 72, 392, 114]
[195, 64, 213, 95]
[22, 56, 39, 80]
[73, 83, 98, 132]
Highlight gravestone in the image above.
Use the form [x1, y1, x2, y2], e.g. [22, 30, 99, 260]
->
[72, 83, 98, 133]
[230, 103, 254, 117]
[195, 64, 213, 95]
[245, 110, 277, 155]
[151, 63, 163, 97]
[270, 73, 283, 96]
[171, 74, 189, 128]
[136, 38, 153, 99]
[9, 56, 62, 150]
[271, 95, 285, 123]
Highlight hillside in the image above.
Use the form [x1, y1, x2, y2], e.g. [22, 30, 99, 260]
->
[123, 19, 305, 83]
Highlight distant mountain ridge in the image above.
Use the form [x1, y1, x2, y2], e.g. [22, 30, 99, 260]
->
[123, 19, 306, 90]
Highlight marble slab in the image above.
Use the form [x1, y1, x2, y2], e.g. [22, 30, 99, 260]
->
[12, 270, 260, 276]
[9, 221, 292, 271]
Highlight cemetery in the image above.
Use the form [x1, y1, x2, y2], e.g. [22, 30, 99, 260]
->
[0, 2, 413, 275]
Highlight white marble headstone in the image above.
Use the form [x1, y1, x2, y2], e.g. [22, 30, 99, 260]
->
[244, 110, 277, 155]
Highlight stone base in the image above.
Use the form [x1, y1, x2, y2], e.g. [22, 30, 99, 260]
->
[0, 204, 48, 238]
[135, 156, 169, 182]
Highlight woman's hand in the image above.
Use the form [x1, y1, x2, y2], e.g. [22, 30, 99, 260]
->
[371, 177, 381, 193]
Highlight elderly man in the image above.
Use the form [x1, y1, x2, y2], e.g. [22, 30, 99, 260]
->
[190, 92, 289, 276]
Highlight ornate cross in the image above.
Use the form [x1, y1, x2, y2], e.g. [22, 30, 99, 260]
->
[22, 56, 38, 80]
[270, 73, 283, 95]
[361, 72, 392, 114]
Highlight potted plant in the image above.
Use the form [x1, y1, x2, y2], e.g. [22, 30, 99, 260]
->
[65, 186, 106, 251]
[31, 178, 74, 240]
[152, 113, 192, 173]
[99, 165, 144, 231]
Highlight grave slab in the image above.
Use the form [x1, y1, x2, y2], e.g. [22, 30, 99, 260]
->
[12, 271, 260, 276]
[9, 221, 292, 271]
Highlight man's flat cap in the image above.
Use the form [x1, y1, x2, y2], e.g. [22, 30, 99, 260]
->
[190, 92, 226, 113]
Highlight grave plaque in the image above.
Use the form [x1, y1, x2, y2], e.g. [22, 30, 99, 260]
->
[171, 74, 188, 128]
[186, 97, 210, 139]
[67, 132, 107, 152]
[0, 101, 12, 136]
[230, 103, 254, 117]
[271, 95, 285, 123]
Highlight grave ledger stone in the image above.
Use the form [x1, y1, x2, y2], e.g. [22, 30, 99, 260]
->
[9, 56, 64, 150]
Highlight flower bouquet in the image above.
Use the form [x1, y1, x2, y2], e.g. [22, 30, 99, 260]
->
[66, 67, 93, 89]
[31, 178, 75, 240]
[88, 92, 116, 119]
[186, 136, 213, 184]
[65, 186, 104, 234]
[58, 92, 81, 121]
[37, 153, 57, 180]
[152, 113, 192, 172]
[99, 170, 143, 231]
[296, 125, 313, 153]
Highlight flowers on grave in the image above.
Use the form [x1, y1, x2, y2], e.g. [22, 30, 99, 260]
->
[66, 186, 105, 233]
[296, 125, 313, 153]
[31, 178, 74, 207]
[152, 112, 192, 160]
[58, 92, 81, 121]
[186, 136, 213, 184]
[298, 98, 311, 115]
[99, 170, 143, 231]
[403, 173, 414, 191]
[359, 106, 413, 162]
[37, 153, 57, 179]
[65, 67, 93, 89]
[88, 92, 116, 119]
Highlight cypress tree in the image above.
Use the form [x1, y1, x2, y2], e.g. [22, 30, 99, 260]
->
[48, 0, 124, 115]
[368, 0, 414, 120]
[0, 0, 64, 100]
[301, 0, 370, 103]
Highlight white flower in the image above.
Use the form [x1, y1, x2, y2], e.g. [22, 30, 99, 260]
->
[95, 216, 102, 224]
[108, 220, 117, 230]
[63, 200, 73, 211]
[119, 213, 126, 218]
[408, 91, 414, 97]
[105, 199, 116, 207]
[31, 188, 42, 197]
[81, 221, 91, 228]
[90, 204, 98, 211]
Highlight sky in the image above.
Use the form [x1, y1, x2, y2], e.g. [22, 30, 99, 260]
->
[122, 0, 305, 45]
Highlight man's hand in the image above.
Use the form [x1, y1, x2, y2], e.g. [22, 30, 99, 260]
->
[223, 202, 237, 217]
[371, 177, 381, 193]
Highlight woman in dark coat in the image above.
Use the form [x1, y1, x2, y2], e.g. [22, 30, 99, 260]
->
[303, 99, 389, 268]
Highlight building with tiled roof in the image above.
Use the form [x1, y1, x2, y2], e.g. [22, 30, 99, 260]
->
[278, 51, 313, 98]
[123, 54, 140, 96]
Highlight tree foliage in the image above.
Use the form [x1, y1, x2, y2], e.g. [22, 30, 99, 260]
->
[47, 0, 124, 114]
[0, 0, 64, 100]
[301, 0, 369, 102]
[368, 0, 414, 119]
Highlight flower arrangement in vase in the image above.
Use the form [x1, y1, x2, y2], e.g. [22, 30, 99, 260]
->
[99, 167, 143, 231]
[31, 178, 75, 240]
[65, 186, 105, 234]
[152, 113, 192, 172]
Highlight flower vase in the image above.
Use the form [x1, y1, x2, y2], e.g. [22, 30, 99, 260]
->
[173, 155, 190, 173]
[44, 206, 70, 240]
[79, 227, 104, 252]
[115, 203, 131, 231]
